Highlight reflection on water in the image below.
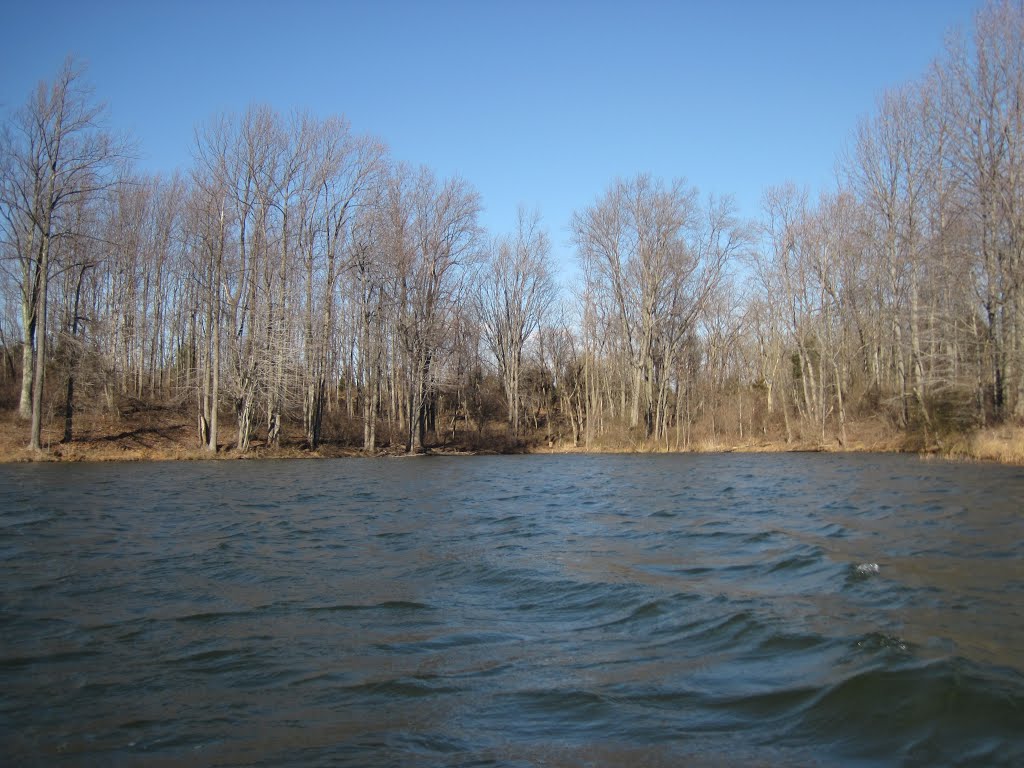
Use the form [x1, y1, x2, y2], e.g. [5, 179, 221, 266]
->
[1, 453, 1022, 766]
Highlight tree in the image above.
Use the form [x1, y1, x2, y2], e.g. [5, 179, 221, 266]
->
[300, 116, 385, 450]
[573, 174, 743, 439]
[475, 206, 556, 436]
[0, 57, 124, 451]
[392, 166, 480, 453]
[942, 0, 1024, 419]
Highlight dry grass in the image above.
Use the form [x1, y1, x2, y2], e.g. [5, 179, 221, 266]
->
[2, 405, 1022, 465]
[957, 425, 1024, 465]
[542, 416, 908, 457]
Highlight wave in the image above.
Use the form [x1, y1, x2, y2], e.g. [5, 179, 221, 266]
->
[306, 600, 431, 613]
[785, 657, 1024, 765]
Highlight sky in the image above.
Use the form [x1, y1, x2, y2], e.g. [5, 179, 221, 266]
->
[1, 0, 982, 275]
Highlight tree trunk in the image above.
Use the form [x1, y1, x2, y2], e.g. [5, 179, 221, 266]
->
[29, 233, 50, 452]
[62, 373, 75, 444]
[19, 319, 34, 419]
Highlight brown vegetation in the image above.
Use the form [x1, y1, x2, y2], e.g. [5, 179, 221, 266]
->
[1, 361, 1019, 464]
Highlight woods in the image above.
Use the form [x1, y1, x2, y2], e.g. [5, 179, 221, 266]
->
[1, 2, 1022, 458]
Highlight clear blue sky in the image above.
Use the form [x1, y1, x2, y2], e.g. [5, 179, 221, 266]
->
[1, 0, 981, 274]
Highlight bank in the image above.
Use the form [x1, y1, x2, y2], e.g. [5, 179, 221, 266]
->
[2, 407, 1021, 466]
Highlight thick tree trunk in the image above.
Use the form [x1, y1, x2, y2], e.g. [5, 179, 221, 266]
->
[19, 323, 33, 419]
[237, 388, 255, 453]
[207, 304, 220, 452]
[308, 376, 325, 449]
[29, 235, 50, 452]
[1015, 296, 1024, 421]
[62, 373, 75, 444]
[363, 379, 378, 452]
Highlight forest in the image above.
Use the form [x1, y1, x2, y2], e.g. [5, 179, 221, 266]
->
[1, 1, 1022, 461]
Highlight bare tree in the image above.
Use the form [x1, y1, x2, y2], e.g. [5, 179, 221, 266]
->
[392, 166, 480, 453]
[349, 187, 394, 451]
[475, 206, 556, 436]
[301, 117, 385, 449]
[573, 174, 742, 439]
[0, 57, 124, 450]
[190, 114, 234, 452]
[942, 0, 1024, 419]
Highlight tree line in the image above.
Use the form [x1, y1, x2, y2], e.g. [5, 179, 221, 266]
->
[1, 1, 1021, 454]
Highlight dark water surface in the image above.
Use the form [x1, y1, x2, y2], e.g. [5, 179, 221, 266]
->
[1, 453, 1022, 766]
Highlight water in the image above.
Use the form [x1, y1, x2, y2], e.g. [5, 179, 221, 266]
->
[1, 453, 1022, 767]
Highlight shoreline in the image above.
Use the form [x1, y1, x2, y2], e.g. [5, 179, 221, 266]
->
[1, 432, 1020, 466]
[2, 408, 1021, 466]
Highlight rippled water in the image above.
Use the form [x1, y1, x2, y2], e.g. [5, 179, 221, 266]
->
[2, 453, 1023, 766]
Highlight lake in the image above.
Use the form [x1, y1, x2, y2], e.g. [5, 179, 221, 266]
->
[1, 453, 1022, 766]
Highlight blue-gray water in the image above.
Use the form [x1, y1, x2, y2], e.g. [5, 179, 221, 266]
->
[1, 453, 1022, 766]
